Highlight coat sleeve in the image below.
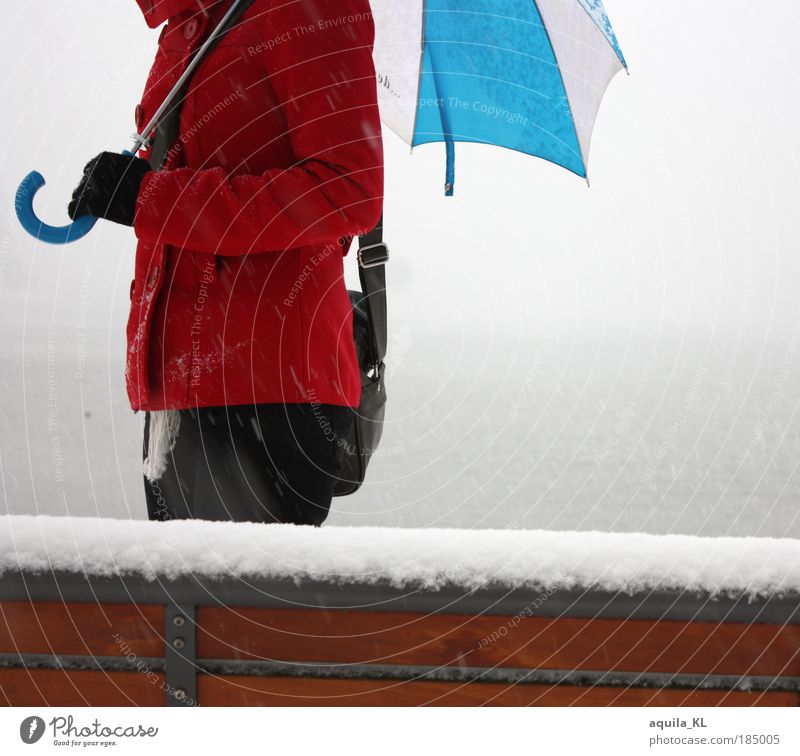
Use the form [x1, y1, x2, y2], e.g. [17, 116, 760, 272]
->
[132, 0, 383, 255]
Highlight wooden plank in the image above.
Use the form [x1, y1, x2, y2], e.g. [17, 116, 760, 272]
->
[196, 607, 800, 678]
[197, 675, 800, 707]
[0, 601, 164, 658]
[0, 668, 166, 707]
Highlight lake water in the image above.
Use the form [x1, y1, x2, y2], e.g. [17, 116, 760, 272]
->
[2, 322, 798, 538]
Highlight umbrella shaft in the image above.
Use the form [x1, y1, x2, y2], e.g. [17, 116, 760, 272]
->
[130, 0, 247, 155]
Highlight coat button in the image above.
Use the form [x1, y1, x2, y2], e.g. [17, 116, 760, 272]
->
[184, 18, 198, 40]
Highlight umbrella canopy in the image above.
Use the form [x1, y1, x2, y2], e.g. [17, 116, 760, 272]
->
[371, 0, 626, 193]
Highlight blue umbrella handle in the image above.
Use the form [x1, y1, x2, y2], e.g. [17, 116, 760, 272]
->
[14, 149, 135, 245]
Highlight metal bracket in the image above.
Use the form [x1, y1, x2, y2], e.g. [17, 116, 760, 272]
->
[165, 603, 197, 707]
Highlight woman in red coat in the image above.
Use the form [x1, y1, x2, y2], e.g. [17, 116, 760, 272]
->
[67, 0, 384, 524]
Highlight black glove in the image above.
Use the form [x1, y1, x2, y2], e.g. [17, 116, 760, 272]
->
[67, 151, 151, 227]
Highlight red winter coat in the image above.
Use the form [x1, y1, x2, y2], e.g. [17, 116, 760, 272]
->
[128, 0, 383, 412]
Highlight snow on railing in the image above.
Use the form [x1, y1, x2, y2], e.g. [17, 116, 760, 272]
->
[2, 514, 800, 600]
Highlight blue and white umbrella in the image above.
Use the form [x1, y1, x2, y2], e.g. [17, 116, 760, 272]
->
[371, 0, 626, 193]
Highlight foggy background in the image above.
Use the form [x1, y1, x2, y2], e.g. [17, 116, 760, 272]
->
[1, 1, 799, 536]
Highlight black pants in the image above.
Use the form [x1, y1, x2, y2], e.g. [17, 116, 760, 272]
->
[143, 403, 354, 526]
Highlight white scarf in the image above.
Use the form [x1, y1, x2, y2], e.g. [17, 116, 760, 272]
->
[143, 409, 181, 482]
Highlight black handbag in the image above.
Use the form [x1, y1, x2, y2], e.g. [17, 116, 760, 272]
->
[334, 220, 389, 496]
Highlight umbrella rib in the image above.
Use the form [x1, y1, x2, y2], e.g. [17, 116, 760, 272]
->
[409, 0, 429, 159]
[530, 0, 587, 177]
[572, 0, 627, 68]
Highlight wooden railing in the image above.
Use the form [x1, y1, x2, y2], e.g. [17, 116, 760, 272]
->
[2, 569, 798, 706]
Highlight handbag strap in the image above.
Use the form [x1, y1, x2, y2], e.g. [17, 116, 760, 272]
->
[357, 217, 389, 368]
[149, 0, 256, 170]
